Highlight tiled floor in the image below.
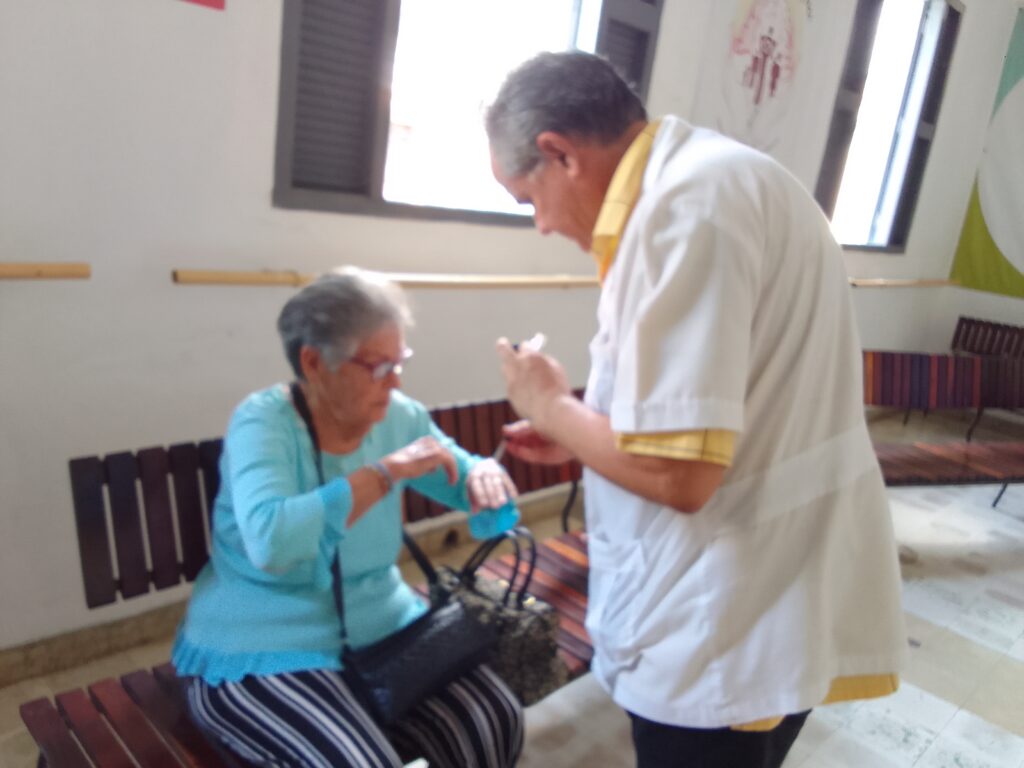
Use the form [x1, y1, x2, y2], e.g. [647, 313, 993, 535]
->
[2, 408, 1022, 767]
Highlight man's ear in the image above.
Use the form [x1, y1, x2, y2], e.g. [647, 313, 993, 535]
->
[536, 131, 582, 177]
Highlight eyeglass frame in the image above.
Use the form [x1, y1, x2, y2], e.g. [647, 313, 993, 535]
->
[346, 347, 414, 381]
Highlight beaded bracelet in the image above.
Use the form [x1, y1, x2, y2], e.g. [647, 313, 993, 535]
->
[369, 461, 394, 494]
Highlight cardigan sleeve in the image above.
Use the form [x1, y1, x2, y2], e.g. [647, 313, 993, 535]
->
[225, 397, 350, 573]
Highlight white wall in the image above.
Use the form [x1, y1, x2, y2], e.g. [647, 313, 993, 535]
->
[0, 0, 1020, 650]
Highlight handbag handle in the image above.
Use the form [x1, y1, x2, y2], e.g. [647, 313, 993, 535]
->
[459, 528, 522, 606]
[460, 525, 538, 608]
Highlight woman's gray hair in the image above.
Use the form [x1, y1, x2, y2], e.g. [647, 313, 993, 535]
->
[277, 267, 413, 379]
[485, 51, 647, 178]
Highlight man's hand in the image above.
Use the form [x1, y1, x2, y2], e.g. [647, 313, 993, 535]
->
[501, 420, 574, 465]
[495, 337, 571, 430]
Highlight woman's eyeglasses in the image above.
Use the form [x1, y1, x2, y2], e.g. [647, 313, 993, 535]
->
[347, 348, 413, 381]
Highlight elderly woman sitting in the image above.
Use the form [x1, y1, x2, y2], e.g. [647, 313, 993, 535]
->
[172, 269, 523, 768]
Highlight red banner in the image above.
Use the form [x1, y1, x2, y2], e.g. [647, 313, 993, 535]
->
[182, 0, 225, 9]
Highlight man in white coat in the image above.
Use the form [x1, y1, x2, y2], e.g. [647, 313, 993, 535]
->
[486, 52, 907, 768]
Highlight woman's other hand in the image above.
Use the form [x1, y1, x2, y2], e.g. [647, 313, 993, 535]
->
[502, 420, 574, 465]
[467, 458, 518, 514]
[381, 436, 459, 485]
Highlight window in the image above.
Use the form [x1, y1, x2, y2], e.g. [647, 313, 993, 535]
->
[274, 0, 664, 223]
[815, 0, 961, 249]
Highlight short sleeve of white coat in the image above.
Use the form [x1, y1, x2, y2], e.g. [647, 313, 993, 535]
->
[608, 196, 760, 435]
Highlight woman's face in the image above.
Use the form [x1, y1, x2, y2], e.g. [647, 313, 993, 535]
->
[311, 323, 406, 437]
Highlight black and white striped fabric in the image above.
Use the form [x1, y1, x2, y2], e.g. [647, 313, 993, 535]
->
[184, 665, 523, 768]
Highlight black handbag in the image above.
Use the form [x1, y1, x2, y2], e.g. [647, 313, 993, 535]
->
[289, 383, 496, 725]
[430, 526, 569, 705]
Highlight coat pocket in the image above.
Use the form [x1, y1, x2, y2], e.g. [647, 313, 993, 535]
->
[585, 535, 647, 665]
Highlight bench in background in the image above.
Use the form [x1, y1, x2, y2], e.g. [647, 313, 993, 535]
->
[952, 316, 1024, 359]
[875, 441, 1024, 508]
[20, 394, 590, 768]
[863, 347, 1023, 440]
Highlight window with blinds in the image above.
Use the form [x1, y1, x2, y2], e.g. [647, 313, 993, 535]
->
[273, 0, 663, 222]
[816, 0, 961, 249]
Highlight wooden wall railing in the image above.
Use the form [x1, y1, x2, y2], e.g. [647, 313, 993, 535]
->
[172, 269, 599, 289]
[0, 263, 91, 280]
[171, 268, 958, 290]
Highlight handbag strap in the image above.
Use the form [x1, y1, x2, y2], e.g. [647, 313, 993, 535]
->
[289, 381, 353, 651]
[289, 382, 444, 651]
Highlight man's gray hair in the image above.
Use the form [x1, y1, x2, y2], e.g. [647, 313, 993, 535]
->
[277, 267, 412, 379]
[486, 51, 647, 178]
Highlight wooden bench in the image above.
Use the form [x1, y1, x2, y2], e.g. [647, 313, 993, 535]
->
[20, 395, 592, 768]
[862, 349, 1023, 440]
[875, 440, 1024, 508]
[952, 316, 1024, 359]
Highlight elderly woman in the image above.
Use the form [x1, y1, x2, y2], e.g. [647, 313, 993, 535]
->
[172, 269, 524, 768]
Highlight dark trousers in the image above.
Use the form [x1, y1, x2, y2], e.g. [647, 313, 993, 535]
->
[629, 710, 811, 768]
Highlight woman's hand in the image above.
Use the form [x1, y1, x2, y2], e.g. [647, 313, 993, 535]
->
[502, 420, 574, 465]
[381, 437, 459, 485]
[466, 458, 518, 514]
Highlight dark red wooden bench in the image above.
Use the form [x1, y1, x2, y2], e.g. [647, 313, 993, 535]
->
[875, 441, 1024, 507]
[952, 316, 1024, 359]
[20, 395, 590, 768]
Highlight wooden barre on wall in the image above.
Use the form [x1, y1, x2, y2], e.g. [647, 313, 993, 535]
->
[849, 278, 958, 288]
[172, 269, 601, 289]
[0, 263, 91, 280]
[173, 269, 959, 290]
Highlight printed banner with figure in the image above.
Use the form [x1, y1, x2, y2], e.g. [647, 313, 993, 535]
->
[689, 0, 847, 186]
[949, 10, 1024, 299]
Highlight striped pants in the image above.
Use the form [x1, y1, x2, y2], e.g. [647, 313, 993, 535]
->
[184, 665, 523, 768]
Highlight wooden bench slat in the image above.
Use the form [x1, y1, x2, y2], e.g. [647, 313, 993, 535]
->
[69, 456, 118, 608]
[168, 444, 208, 582]
[19, 698, 93, 768]
[917, 442, 1003, 482]
[152, 663, 181, 693]
[105, 452, 151, 600]
[198, 439, 224, 519]
[456, 404, 478, 454]
[56, 688, 136, 768]
[137, 448, 182, 590]
[88, 679, 183, 767]
[121, 670, 237, 768]
[554, 531, 587, 554]
[121, 671, 241, 768]
[534, 548, 590, 599]
[472, 403, 498, 457]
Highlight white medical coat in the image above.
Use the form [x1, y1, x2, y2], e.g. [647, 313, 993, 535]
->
[583, 116, 907, 728]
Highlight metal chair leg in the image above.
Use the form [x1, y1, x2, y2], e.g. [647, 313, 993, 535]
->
[966, 407, 985, 442]
[992, 483, 1008, 508]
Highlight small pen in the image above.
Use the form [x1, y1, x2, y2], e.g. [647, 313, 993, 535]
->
[511, 332, 547, 353]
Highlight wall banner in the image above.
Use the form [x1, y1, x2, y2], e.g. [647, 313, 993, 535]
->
[689, 0, 844, 183]
[949, 10, 1024, 299]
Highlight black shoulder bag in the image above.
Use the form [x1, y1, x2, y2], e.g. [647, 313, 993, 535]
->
[289, 382, 496, 725]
